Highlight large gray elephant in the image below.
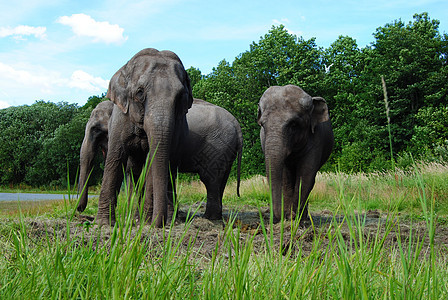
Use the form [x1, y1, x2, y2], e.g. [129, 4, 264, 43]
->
[257, 85, 334, 223]
[175, 98, 242, 220]
[82, 99, 242, 222]
[98, 48, 193, 227]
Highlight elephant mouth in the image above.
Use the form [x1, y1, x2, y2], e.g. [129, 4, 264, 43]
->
[133, 126, 146, 137]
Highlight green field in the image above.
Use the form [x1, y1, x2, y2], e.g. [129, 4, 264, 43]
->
[1, 162, 447, 298]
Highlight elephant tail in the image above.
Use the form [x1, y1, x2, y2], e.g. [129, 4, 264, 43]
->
[236, 126, 243, 198]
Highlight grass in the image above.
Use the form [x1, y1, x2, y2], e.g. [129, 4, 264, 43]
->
[0, 162, 447, 298]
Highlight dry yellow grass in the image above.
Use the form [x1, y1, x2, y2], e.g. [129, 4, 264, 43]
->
[0, 199, 68, 217]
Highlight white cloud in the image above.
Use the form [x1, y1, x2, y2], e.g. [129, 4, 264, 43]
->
[0, 62, 53, 89]
[0, 62, 108, 103]
[0, 100, 10, 109]
[56, 13, 127, 44]
[0, 25, 46, 40]
[68, 70, 109, 93]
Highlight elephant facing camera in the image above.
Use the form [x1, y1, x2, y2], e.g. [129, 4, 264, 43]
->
[258, 85, 334, 223]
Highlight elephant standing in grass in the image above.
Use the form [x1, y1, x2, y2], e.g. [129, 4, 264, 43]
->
[77, 101, 114, 212]
[78, 99, 242, 221]
[257, 85, 334, 223]
[98, 48, 193, 227]
[77, 100, 145, 213]
[176, 98, 242, 220]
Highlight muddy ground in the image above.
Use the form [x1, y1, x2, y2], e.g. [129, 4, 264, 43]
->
[9, 201, 448, 260]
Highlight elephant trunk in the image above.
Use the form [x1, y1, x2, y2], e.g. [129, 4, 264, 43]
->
[263, 135, 287, 222]
[144, 111, 176, 227]
[77, 137, 97, 212]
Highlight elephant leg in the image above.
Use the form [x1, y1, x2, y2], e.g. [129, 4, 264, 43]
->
[138, 170, 154, 224]
[215, 166, 233, 218]
[295, 173, 316, 222]
[137, 175, 154, 223]
[282, 165, 298, 220]
[166, 167, 178, 221]
[97, 154, 125, 226]
[203, 184, 222, 220]
[126, 156, 145, 221]
[201, 170, 224, 220]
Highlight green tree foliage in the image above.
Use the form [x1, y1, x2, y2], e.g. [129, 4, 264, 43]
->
[0, 97, 106, 187]
[186, 67, 202, 90]
[319, 13, 448, 171]
[195, 15, 447, 174]
[26, 109, 92, 187]
[82, 94, 106, 110]
[368, 13, 447, 151]
[411, 105, 448, 161]
[1, 13, 447, 187]
[194, 25, 324, 175]
[0, 101, 78, 184]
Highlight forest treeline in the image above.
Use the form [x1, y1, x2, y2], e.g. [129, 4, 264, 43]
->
[0, 13, 447, 188]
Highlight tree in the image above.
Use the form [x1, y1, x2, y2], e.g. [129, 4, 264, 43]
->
[26, 109, 92, 187]
[368, 13, 447, 152]
[410, 105, 448, 161]
[193, 26, 326, 175]
[0, 101, 78, 184]
[186, 67, 202, 90]
[82, 94, 107, 110]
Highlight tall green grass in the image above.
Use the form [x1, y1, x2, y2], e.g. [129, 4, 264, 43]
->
[0, 163, 447, 298]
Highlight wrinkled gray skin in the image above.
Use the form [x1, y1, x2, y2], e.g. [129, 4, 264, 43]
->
[77, 99, 242, 221]
[176, 99, 242, 219]
[77, 101, 114, 212]
[98, 48, 193, 227]
[257, 85, 334, 223]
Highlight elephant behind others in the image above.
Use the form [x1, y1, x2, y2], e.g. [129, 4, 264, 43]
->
[77, 101, 114, 212]
[78, 99, 242, 221]
[176, 99, 242, 220]
[257, 85, 334, 223]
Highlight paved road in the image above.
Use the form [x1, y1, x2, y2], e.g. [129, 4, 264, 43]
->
[0, 193, 97, 202]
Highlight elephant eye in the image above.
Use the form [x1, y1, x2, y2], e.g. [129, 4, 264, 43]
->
[135, 88, 145, 102]
[293, 114, 311, 127]
[289, 118, 303, 128]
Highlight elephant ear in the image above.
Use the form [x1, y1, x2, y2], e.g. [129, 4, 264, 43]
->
[106, 67, 129, 114]
[311, 97, 330, 133]
[179, 72, 193, 115]
[185, 72, 194, 111]
[257, 105, 262, 125]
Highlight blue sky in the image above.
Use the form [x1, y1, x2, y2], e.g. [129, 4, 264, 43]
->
[0, 0, 447, 108]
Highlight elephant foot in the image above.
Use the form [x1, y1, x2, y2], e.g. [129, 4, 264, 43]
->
[95, 216, 116, 227]
[203, 210, 222, 220]
[76, 203, 86, 212]
[296, 208, 310, 225]
[272, 210, 310, 225]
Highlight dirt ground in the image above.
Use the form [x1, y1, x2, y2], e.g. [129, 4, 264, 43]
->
[11, 201, 448, 260]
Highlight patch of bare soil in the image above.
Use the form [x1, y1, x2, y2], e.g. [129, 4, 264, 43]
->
[7, 202, 448, 259]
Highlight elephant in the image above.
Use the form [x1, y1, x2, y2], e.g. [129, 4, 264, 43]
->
[85, 98, 242, 224]
[98, 48, 193, 227]
[257, 85, 334, 223]
[77, 100, 114, 212]
[175, 98, 242, 220]
[77, 100, 142, 213]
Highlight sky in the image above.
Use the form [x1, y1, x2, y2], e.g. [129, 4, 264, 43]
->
[0, 0, 447, 108]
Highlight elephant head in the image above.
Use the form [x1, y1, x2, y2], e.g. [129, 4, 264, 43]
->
[78, 100, 114, 212]
[103, 48, 193, 227]
[258, 85, 333, 222]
